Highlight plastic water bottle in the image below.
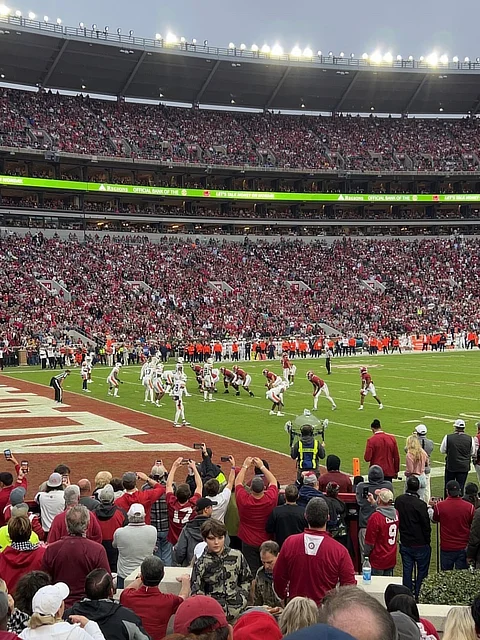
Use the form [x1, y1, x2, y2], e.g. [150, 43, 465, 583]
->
[362, 557, 372, 585]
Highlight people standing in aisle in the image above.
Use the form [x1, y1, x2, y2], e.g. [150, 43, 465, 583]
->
[412, 424, 434, 503]
[49, 370, 70, 403]
[364, 420, 400, 482]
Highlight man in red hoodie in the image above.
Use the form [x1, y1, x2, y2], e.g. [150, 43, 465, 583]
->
[274, 497, 356, 605]
[115, 471, 164, 525]
[364, 420, 400, 482]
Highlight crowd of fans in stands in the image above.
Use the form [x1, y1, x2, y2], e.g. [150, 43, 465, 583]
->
[0, 234, 478, 344]
[3, 88, 480, 172]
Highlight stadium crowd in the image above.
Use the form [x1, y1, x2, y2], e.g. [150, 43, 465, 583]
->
[0, 234, 479, 346]
[0, 417, 478, 640]
[2, 88, 480, 171]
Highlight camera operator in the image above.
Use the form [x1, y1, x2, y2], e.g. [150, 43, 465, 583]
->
[291, 425, 325, 481]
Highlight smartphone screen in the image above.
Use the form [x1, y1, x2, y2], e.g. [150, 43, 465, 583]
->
[362, 487, 369, 499]
[220, 456, 231, 462]
[21, 461, 29, 472]
[193, 443, 203, 450]
[3, 449, 11, 460]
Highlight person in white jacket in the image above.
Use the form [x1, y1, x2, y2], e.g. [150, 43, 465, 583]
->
[19, 582, 105, 640]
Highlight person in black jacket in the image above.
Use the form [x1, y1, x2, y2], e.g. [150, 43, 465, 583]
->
[395, 476, 431, 599]
[65, 568, 151, 640]
[266, 484, 305, 548]
[173, 498, 215, 566]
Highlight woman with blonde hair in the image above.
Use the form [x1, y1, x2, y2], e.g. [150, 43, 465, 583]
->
[93, 472, 112, 500]
[19, 582, 105, 640]
[405, 435, 428, 502]
[279, 596, 318, 636]
[443, 606, 477, 640]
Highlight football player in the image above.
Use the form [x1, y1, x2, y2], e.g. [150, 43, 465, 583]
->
[359, 366, 383, 410]
[107, 363, 122, 398]
[307, 370, 336, 410]
[266, 381, 288, 416]
[220, 366, 238, 394]
[232, 365, 254, 397]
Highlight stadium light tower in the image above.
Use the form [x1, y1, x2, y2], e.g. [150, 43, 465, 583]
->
[14, 9, 20, 16]
[396, 54, 402, 61]
[251, 43, 259, 52]
[271, 43, 283, 56]
[291, 45, 302, 57]
[439, 54, 448, 64]
[370, 51, 382, 64]
[452, 56, 459, 62]
[240, 43, 246, 50]
[383, 52, 393, 63]
[261, 44, 270, 53]
[426, 53, 438, 66]
[228, 42, 235, 49]
[27, 11, 35, 19]
[464, 56, 470, 62]
[56, 18, 61, 25]
[166, 32, 178, 44]
[0, 5, 10, 16]
[303, 47, 313, 58]
[362, 52, 368, 60]
[43, 15, 48, 22]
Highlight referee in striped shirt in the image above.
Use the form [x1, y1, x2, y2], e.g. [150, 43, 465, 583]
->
[50, 370, 70, 403]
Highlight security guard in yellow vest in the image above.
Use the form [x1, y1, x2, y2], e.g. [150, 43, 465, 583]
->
[290, 425, 326, 481]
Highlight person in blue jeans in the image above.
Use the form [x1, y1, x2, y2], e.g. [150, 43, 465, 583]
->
[395, 476, 431, 598]
[142, 463, 172, 566]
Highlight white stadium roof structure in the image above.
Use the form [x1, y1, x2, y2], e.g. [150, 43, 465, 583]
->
[1, 15, 480, 114]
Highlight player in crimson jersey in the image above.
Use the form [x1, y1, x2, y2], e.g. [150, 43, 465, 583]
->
[281, 353, 297, 386]
[220, 366, 237, 394]
[263, 369, 282, 389]
[364, 489, 399, 575]
[359, 366, 383, 410]
[190, 363, 204, 389]
[232, 365, 254, 397]
[306, 370, 336, 411]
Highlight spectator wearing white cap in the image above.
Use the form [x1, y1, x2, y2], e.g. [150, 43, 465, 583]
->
[440, 419, 475, 494]
[34, 473, 65, 537]
[18, 582, 105, 640]
[112, 504, 156, 590]
[412, 425, 434, 503]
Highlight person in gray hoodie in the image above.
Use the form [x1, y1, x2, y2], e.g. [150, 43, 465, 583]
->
[356, 465, 393, 559]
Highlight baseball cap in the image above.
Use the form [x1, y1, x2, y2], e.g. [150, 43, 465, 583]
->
[390, 611, 421, 640]
[127, 503, 145, 518]
[11, 503, 29, 517]
[196, 497, 217, 512]
[377, 489, 394, 504]
[303, 472, 318, 486]
[446, 480, 461, 497]
[234, 610, 283, 640]
[415, 424, 427, 436]
[283, 624, 357, 639]
[454, 419, 466, 429]
[32, 582, 69, 616]
[99, 484, 114, 504]
[173, 595, 228, 634]
[151, 464, 167, 478]
[47, 472, 62, 488]
[9, 486, 27, 506]
[122, 472, 137, 485]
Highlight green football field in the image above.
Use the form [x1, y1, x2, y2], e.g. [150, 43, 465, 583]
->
[5, 350, 480, 497]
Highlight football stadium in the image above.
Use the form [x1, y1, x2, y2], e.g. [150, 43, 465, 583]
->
[0, 5, 479, 638]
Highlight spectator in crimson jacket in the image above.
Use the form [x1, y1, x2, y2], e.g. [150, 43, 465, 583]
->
[266, 484, 305, 548]
[395, 476, 431, 598]
[318, 455, 353, 494]
[92, 484, 127, 572]
[121, 556, 190, 640]
[431, 480, 474, 570]
[235, 456, 279, 574]
[165, 458, 202, 546]
[0, 455, 27, 528]
[364, 489, 399, 576]
[0, 516, 46, 593]
[41, 505, 110, 607]
[273, 498, 356, 605]
[114, 470, 164, 526]
[48, 485, 102, 545]
[364, 420, 400, 482]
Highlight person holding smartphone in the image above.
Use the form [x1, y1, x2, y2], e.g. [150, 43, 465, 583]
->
[0, 451, 28, 528]
[355, 465, 394, 561]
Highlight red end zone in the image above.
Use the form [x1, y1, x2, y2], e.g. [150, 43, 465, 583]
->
[0, 375, 294, 495]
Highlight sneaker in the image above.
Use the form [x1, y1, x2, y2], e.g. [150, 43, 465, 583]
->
[182, 421, 190, 426]
[235, 391, 240, 396]
[379, 404, 384, 409]
[209, 399, 216, 402]
[185, 392, 192, 397]
[173, 422, 181, 427]
[269, 410, 275, 415]
[249, 392, 254, 397]
[107, 391, 112, 396]
[312, 407, 317, 411]
[86, 389, 91, 393]
[358, 406, 364, 410]
[332, 405, 337, 410]
[223, 390, 229, 394]
[277, 412, 284, 417]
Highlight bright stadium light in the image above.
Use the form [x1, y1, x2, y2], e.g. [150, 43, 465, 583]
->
[452, 56, 459, 62]
[419, 55, 424, 61]
[362, 52, 368, 59]
[92, 23, 97, 30]
[240, 43, 246, 50]
[251, 43, 259, 51]
[426, 53, 438, 66]
[261, 44, 270, 53]
[192, 38, 197, 44]
[15, 9, 21, 16]
[350, 53, 355, 58]
[155, 33, 162, 40]
[291, 45, 301, 57]
[180, 36, 186, 43]
[228, 42, 235, 49]
[165, 32, 178, 44]
[339, 51, 344, 57]
[56, 18, 61, 25]
[370, 51, 382, 64]
[271, 43, 283, 56]
[383, 52, 393, 63]
[408, 55, 414, 61]
[79, 22, 85, 28]
[303, 47, 313, 57]
[464, 56, 470, 62]
[328, 51, 333, 56]
[439, 54, 448, 64]
[43, 15, 48, 22]
[0, 5, 10, 16]
[27, 11, 35, 19]
[396, 54, 402, 61]
[317, 50, 322, 57]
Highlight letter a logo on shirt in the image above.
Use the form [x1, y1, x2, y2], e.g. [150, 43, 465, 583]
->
[304, 534, 325, 556]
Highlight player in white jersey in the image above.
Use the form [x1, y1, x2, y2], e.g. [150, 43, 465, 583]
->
[140, 358, 152, 381]
[84, 352, 94, 383]
[81, 362, 91, 393]
[162, 370, 175, 395]
[266, 380, 288, 416]
[152, 366, 166, 406]
[172, 379, 190, 427]
[107, 363, 122, 397]
[176, 359, 192, 396]
[202, 358, 216, 402]
[142, 363, 155, 403]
